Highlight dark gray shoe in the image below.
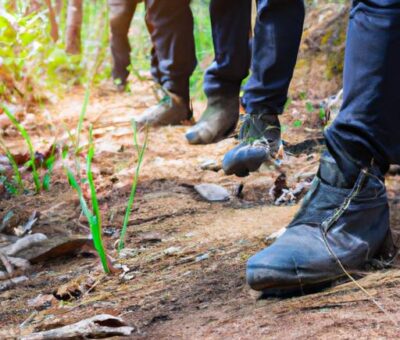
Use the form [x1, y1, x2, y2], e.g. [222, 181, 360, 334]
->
[222, 114, 281, 177]
[185, 96, 239, 145]
[246, 152, 391, 295]
[135, 91, 192, 127]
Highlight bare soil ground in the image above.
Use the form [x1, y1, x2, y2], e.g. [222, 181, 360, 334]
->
[1, 82, 400, 339]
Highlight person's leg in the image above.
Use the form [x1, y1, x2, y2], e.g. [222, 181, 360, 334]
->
[145, 0, 196, 101]
[185, 0, 252, 145]
[108, 0, 137, 89]
[223, 0, 305, 176]
[325, 0, 400, 179]
[203, 0, 251, 98]
[246, 0, 400, 295]
[135, 0, 196, 126]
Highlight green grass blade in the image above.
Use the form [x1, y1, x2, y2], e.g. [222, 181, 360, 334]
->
[75, 85, 91, 154]
[0, 137, 24, 193]
[118, 121, 148, 253]
[65, 168, 93, 221]
[42, 143, 57, 191]
[2, 104, 41, 193]
[86, 125, 110, 273]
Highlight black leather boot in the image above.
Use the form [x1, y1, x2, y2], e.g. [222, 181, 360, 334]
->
[246, 152, 391, 295]
[185, 96, 239, 145]
[222, 114, 281, 177]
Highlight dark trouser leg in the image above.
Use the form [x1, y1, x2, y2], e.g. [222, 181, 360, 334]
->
[203, 0, 252, 98]
[222, 0, 305, 176]
[145, 0, 196, 102]
[325, 0, 400, 179]
[185, 0, 251, 145]
[246, 0, 398, 295]
[108, 0, 137, 85]
[242, 0, 305, 115]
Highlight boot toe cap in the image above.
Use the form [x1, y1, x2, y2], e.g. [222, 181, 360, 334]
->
[222, 144, 269, 177]
[185, 123, 211, 145]
[246, 247, 298, 291]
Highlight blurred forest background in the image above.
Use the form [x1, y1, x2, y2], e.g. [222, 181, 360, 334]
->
[0, 0, 348, 106]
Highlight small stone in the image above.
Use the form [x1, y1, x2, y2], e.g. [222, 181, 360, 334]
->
[194, 183, 230, 202]
[119, 248, 139, 259]
[200, 159, 221, 172]
[28, 294, 55, 310]
[137, 232, 162, 244]
[103, 227, 117, 237]
[121, 272, 136, 281]
[195, 253, 209, 262]
[164, 246, 181, 255]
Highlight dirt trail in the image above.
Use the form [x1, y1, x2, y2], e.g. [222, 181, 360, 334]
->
[1, 83, 400, 339]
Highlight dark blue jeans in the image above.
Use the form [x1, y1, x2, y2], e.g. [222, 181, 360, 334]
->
[148, 0, 252, 101]
[204, 0, 305, 106]
[325, 0, 400, 176]
[242, 0, 305, 115]
[203, 0, 252, 98]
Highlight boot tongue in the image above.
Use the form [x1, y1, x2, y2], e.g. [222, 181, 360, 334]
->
[318, 151, 358, 189]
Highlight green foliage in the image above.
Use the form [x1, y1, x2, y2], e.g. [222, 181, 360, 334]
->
[1, 104, 57, 193]
[1, 0, 214, 102]
[0, 175, 19, 195]
[64, 126, 110, 274]
[319, 107, 327, 120]
[2, 104, 41, 192]
[118, 121, 148, 253]
[293, 119, 303, 128]
[75, 85, 91, 154]
[0, 7, 80, 102]
[191, 1, 213, 100]
[284, 97, 293, 111]
[41, 145, 57, 191]
[305, 101, 315, 113]
[0, 136, 23, 193]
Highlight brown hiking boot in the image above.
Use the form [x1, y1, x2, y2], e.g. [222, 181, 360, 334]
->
[185, 96, 239, 145]
[135, 91, 192, 127]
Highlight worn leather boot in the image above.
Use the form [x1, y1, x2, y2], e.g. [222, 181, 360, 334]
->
[246, 152, 391, 296]
[222, 114, 281, 177]
[135, 91, 192, 127]
[185, 96, 239, 144]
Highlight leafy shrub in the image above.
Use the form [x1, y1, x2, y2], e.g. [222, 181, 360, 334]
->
[0, 7, 80, 103]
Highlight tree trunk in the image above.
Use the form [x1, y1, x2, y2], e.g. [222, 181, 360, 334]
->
[65, 0, 83, 54]
[45, 0, 59, 42]
[55, 0, 64, 15]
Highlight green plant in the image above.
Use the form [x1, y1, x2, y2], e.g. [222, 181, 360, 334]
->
[41, 144, 57, 191]
[284, 97, 293, 111]
[2, 104, 41, 192]
[305, 101, 315, 113]
[0, 136, 23, 193]
[319, 107, 327, 121]
[118, 121, 148, 253]
[64, 125, 110, 274]
[75, 85, 91, 155]
[0, 7, 80, 102]
[293, 119, 302, 128]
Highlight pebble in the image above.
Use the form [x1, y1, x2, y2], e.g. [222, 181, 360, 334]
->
[164, 246, 181, 255]
[194, 183, 230, 202]
[118, 248, 139, 259]
[195, 253, 209, 262]
[200, 159, 221, 172]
